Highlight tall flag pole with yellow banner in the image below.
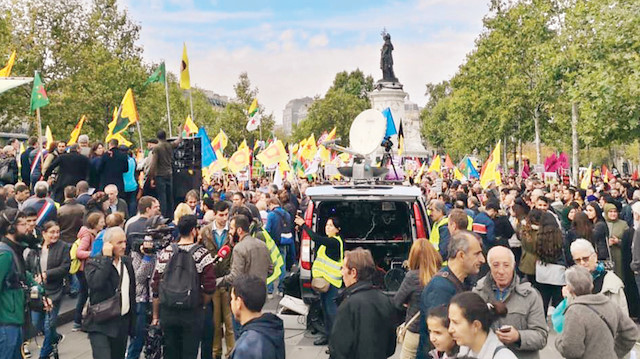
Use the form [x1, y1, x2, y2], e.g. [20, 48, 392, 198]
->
[68, 115, 87, 145]
[480, 141, 502, 188]
[0, 50, 16, 77]
[30, 71, 50, 151]
[180, 43, 195, 124]
[106, 88, 141, 148]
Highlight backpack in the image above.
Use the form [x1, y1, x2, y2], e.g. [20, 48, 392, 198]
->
[159, 244, 201, 310]
[69, 238, 82, 274]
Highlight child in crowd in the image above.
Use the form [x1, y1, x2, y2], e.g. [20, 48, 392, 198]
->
[427, 305, 461, 359]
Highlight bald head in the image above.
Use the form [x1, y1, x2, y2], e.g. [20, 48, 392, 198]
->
[487, 246, 515, 289]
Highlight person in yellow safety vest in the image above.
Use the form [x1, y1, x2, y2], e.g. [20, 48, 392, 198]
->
[294, 215, 343, 347]
[429, 200, 450, 260]
[261, 228, 284, 286]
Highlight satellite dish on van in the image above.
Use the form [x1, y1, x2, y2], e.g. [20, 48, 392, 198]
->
[349, 109, 386, 156]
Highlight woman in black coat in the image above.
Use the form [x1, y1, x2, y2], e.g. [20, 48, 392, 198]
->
[84, 227, 136, 359]
[585, 201, 611, 260]
[26, 221, 71, 359]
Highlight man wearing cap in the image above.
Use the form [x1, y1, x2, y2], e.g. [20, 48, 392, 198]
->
[43, 144, 90, 203]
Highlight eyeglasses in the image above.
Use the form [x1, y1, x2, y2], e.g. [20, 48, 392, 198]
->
[573, 254, 593, 264]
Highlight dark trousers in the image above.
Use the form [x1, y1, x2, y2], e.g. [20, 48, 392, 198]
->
[74, 271, 89, 325]
[161, 316, 202, 359]
[126, 302, 149, 359]
[534, 281, 563, 315]
[155, 176, 173, 219]
[200, 303, 214, 359]
[123, 191, 138, 219]
[88, 318, 129, 359]
[320, 285, 338, 338]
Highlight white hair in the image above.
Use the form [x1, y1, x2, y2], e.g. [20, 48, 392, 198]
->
[104, 227, 125, 243]
[487, 246, 515, 265]
[104, 184, 118, 194]
[570, 238, 595, 256]
[565, 265, 594, 296]
[78, 134, 89, 144]
[632, 201, 640, 217]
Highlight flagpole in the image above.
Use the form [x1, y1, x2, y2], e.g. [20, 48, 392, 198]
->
[189, 90, 195, 125]
[34, 71, 43, 152]
[136, 121, 144, 151]
[163, 61, 173, 137]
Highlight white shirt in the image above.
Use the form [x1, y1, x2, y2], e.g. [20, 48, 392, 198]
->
[113, 258, 131, 316]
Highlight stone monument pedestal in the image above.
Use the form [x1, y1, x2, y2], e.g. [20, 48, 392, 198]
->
[369, 83, 429, 159]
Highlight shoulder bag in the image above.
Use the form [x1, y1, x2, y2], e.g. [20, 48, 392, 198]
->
[86, 260, 123, 323]
[396, 311, 420, 344]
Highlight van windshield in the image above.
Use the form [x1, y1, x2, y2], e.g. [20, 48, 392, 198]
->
[316, 200, 412, 241]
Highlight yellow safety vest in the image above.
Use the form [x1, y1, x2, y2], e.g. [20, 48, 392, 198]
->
[430, 217, 449, 250]
[262, 229, 284, 285]
[467, 215, 473, 231]
[312, 235, 343, 288]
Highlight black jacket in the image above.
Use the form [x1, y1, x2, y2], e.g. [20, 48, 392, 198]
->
[329, 281, 399, 359]
[25, 240, 70, 302]
[20, 146, 34, 186]
[230, 313, 285, 359]
[44, 152, 90, 201]
[84, 255, 136, 338]
[98, 148, 128, 192]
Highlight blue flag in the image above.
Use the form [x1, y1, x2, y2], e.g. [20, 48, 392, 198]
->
[196, 127, 217, 167]
[466, 158, 480, 178]
[382, 107, 397, 137]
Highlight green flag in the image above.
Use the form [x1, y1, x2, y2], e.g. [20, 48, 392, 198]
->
[144, 62, 165, 86]
[30, 72, 49, 114]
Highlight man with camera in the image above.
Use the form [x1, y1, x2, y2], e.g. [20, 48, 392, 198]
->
[0, 209, 47, 359]
[125, 196, 161, 254]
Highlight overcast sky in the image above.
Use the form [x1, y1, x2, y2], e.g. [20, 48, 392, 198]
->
[119, 0, 490, 123]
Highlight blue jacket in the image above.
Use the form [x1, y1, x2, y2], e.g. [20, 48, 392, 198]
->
[417, 267, 468, 359]
[123, 156, 138, 193]
[472, 211, 495, 249]
[265, 207, 290, 245]
[231, 313, 285, 359]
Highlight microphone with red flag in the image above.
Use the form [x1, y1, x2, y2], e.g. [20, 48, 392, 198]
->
[213, 245, 231, 264]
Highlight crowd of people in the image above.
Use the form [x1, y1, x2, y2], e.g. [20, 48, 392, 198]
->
[1, 130, 640, 359]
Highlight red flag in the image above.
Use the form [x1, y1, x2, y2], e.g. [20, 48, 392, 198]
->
[444, 154, 455, 170]
[633, 170, 638, 181]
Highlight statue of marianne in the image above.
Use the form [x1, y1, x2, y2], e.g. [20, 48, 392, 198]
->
[380, 31, 398, 83]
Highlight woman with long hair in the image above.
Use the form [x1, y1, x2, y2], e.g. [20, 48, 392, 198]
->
[394, 238, 443, 359]
[26, 221, 70, 359]
[517, 209, 544, 281]
[534, 212, 566, 314]
[585, 201, 610, 260]
[88, 142, 105, 189]
[448, 292, 516, 359]
[564, 211, 593, 266]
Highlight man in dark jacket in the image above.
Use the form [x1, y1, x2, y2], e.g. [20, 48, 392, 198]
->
[148, 130, 182, 219]
[416, 231, 485, 359]
[43, 144, 90, 203]
[20, 136, 37, 187]
[98, 139, 128, 193]
[57, 186, 85, 244]
[229, 274, 284, 359]
[329, 248, 398, 359]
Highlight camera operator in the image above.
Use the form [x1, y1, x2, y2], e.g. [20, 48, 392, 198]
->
[125, 196, 161, 254]
[25, 220, 70, 359]
[0, 208, 48, 358]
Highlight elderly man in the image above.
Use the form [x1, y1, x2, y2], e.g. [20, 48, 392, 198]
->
[429, 200, 449, 259]
[105, 184, 129, 219]
[473, 246, 548, 359]
[570, 238, 628, 315]
[77, 134, 91, 157]
[24, 181, 57, 227]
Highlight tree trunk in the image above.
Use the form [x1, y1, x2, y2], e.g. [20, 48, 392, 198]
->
[571, 102, 579, 185]
[534, 105, 541, 165]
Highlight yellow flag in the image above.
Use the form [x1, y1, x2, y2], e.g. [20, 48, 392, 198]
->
[107, 89, 138, 139]
[183, 115, 198, 135]
[257, 140, 288, 167]
[0, 50, 16, 77]
[301, 134, 317, 161]
[415, 162, 427, 183]
[480, 141, 502, 188]
[180, 43, 190, 90]
[106, 106, 119, 142]
[238, 139, 248, 151]
[427, 155, 441, 175]
[45, 126, 54, 147]
[212, 130, 228, 151]
[227, 147, 250, 174]
[68, 115, 87, 145]
[454, 167, 465, 181]
[113, 132, 132, 147]
[580, 163, 592, 190]
[248, 98, 258, 117]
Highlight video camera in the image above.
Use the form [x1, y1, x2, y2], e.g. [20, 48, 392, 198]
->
[129, 216, 174, 255]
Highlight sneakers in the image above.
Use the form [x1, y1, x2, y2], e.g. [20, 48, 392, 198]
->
[313, 337, 328, 346]
[22, 342, 31, 358]
[72, 322, 82, 332]
[56, 333, 65, 345]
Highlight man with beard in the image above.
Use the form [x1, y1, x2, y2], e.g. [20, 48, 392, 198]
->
[0, 209, 46, 358]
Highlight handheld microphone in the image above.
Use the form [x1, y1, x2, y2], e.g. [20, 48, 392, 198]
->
[213, 245, 231, 264]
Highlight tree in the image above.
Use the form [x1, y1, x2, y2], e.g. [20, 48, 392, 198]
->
[292, 69, 374, 145]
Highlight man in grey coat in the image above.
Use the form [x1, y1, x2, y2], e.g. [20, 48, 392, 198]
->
[473, 246, 548, 359]
[556, 265, 638, 359]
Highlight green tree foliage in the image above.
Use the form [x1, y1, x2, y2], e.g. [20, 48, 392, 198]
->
[420, 0, 639, 163]
[292, 69, 374, 145]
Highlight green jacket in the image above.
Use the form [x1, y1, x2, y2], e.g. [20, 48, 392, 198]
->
[0, 242, 39, 326]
